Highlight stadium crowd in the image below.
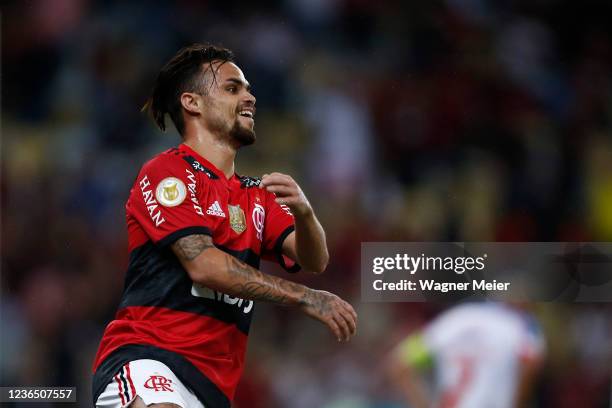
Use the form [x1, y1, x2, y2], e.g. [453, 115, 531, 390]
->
[2, 0, 611, 406]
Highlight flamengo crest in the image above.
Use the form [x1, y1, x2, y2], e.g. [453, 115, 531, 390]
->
[252, 203, 265, 241]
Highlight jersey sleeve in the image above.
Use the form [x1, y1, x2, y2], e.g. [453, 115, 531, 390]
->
[261, 192, 301, 273]
[128, 155, 213, 247]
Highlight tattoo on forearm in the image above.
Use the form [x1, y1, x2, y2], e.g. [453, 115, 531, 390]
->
[225, 255, 304, 304]
[174, 235, 310, 306]
[300, 289, 332, 317]
[172, 234, 214, 261]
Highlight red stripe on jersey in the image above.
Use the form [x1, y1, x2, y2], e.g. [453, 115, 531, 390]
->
[438, 357, 474, 408]
[125, 363, 136, 399]
[93, 306, 248, 400]
[126, 212, 149, 251]
[115, 373, 126, 406]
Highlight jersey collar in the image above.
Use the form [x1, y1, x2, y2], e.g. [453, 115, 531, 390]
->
[179, 143, 234, 183]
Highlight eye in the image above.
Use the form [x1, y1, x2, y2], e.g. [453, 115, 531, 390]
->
[227, 86, 237, 93]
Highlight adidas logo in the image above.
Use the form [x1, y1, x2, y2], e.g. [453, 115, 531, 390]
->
[206, 201, 226, 217]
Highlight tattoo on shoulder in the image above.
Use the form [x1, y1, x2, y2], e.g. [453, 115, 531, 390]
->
[171, 234, 214, 261]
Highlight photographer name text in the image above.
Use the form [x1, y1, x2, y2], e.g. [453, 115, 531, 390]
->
[371, 253, 510, 292]
[373, 279, 510, 292]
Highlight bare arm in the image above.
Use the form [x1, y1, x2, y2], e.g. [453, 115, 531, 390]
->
[260, 173, 329, 273]
[171, 234, 355, 341]
[386, 334, 433, 408]
[387, 360, 431, 408]
[514, 357, 543, 408]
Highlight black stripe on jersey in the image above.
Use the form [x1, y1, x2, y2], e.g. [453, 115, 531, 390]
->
[156, 226, 212, 248]
[182, 155, 219, 179]
[216, 244, 261, 270]
[93, 344, 230, 408]
[273, 225, 301, 273]
[120, 241, 259, 333]
[119, 367, 130, 401]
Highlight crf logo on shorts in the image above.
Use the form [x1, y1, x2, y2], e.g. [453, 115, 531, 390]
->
[96, 360, 206, 408]
[144, 375, 174, 392]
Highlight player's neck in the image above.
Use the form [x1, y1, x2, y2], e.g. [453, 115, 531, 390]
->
[183, 134, 236, 179]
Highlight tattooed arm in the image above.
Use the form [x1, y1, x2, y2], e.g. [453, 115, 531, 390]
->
[171, 234, 357, 341]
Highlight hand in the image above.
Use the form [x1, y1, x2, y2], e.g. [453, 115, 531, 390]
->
[299, 289, 358, 342]
[260, 173, 312, 217]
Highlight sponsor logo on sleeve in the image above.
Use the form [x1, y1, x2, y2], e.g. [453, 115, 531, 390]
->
[252, 203, 265, 241]
[155, 177, 187, 207]
[139, 175, 165, 227]
[185, 169, 204, 215]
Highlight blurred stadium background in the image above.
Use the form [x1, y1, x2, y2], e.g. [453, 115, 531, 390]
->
[2, 0, 611, 407]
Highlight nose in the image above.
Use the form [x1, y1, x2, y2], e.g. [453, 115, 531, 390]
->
[245, 90, 256, 105]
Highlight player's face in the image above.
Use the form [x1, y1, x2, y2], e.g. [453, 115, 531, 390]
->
[201, 61, 256, 146]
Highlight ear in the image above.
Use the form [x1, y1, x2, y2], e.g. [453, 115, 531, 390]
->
[180, 92, 202, 115]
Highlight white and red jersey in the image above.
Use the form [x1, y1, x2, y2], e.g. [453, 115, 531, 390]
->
[423, 303, 545, 408]
[92, 144, 298, 408]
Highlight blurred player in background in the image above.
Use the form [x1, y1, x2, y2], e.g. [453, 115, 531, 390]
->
[91, 44, 357, 408]
[387, 302, 545, 408]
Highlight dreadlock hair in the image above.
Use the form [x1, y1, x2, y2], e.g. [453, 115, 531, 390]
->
[142, 43, 236, 135]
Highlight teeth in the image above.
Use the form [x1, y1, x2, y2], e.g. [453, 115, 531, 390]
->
[239, 110, 253, 118]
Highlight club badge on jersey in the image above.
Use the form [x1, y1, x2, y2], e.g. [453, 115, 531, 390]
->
[228, 204, 247, 234]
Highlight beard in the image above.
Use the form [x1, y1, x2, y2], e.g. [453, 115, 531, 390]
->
[229, 118, 256, 147]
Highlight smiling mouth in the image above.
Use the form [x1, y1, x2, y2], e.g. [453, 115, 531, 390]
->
[238, 110, 254, 118]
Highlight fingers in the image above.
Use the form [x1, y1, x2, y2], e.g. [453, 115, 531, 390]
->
[331, 300, 358, 342]
[261, 173, 302, 207]
[275, 196, 300, 207]
[342, 299, 358, 322]
[259, 173, 269, 188]
[259, 173, 312, 216]
[341, 303, 357, 336]
[265, 184, 293, 197]
[327, 318, 343, 342]
[333, 313, 352, 342]
[260, 173, 293, 189]
[302, 290, 358, 343]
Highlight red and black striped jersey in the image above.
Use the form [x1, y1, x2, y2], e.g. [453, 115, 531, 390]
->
[92, 144, 298, 408]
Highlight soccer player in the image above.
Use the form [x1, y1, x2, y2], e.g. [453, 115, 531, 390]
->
[92, 44, 357, 408]
[387, 302, 545, 408]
